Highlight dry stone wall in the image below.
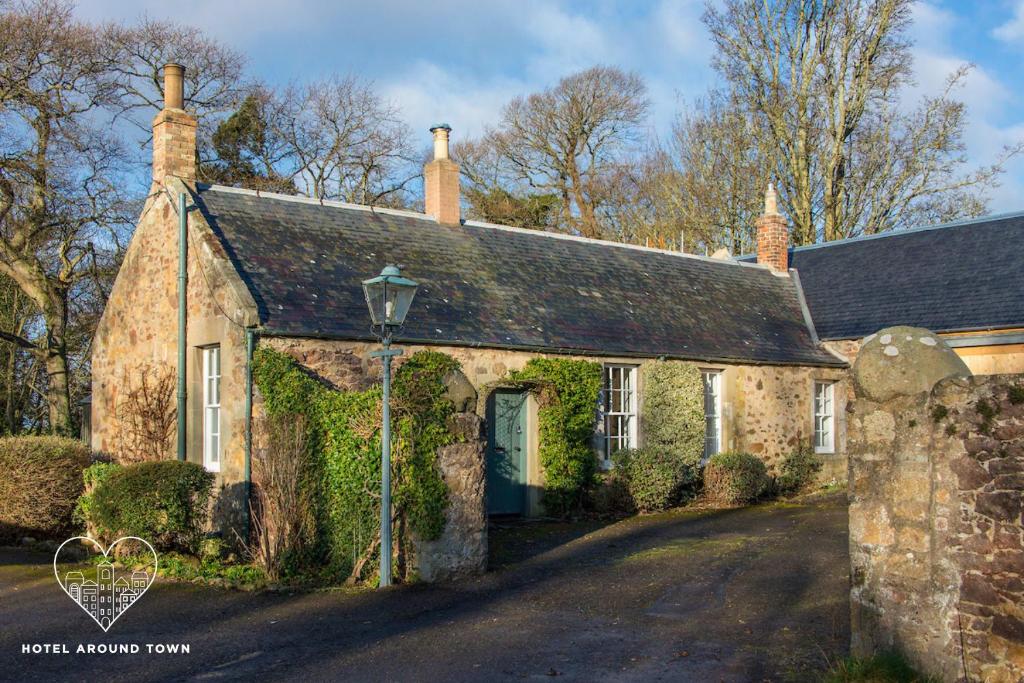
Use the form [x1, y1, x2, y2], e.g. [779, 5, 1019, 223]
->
[848, 326, 1024, 682]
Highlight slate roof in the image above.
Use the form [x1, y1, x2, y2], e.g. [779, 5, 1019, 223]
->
[191, 184, 842, 366]
[754, 212, 1024, 341]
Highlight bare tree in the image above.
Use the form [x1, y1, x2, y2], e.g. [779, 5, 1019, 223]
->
[105, 15, 249, 139]
[461, 66, 649, 239]
[0, 0, 130, 433]
[704, 0, 1021, 244]
[262, 77, 418, 207]
[667, 92, 771, 254]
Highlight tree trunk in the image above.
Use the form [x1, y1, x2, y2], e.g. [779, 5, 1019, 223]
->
[43, 311, 73, 435]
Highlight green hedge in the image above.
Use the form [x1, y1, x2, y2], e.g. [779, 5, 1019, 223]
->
[0, 436, 92, 542]
[639, 360, 706, 493]
[74, 461, 122, 532]
[508, 358, 602, 516]
[704, 452, 769, 505]
[613, 447, 686, 512]
[90, 460, 214, 553]
[252, 347, 455, 583]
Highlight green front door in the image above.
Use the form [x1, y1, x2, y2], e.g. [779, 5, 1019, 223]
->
[486, 390, 528, 515]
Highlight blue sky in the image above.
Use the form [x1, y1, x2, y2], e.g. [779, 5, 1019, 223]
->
[76, 0, 1024, 212]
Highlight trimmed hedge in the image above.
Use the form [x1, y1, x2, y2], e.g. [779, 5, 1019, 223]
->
[704, 452, 769, 505]
[74, 461, 122, 536]
[613, 447, 686, 512]
[0, 436, 92, 542]
[638, 360, 706, 493]
[90, 460, 214, 552]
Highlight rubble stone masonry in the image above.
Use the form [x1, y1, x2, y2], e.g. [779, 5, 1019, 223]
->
[849, 373, 1024, 682]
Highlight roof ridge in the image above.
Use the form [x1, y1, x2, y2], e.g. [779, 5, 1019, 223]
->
[196, 182, 774, 273]
[790, 208, 1024, 254]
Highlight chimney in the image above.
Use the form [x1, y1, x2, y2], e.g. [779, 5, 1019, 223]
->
[424, 124, 460, 225]
[756, 184, 789, 272]
[152, 63, 197, 184]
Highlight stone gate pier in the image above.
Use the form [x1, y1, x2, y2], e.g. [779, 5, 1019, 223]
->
[848, 326, 1024, 682]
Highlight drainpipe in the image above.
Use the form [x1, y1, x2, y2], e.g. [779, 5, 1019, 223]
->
[244, 328, 255, 540]
[176, 192, 187, 461]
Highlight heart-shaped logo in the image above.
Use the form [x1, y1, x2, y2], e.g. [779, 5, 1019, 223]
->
[53, 536, 158, 632]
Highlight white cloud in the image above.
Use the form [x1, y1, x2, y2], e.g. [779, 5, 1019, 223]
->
[380, 62, 527, 143]
[994, 1, 1024, 43]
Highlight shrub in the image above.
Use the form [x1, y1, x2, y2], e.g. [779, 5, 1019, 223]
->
[89, 460, 214, 553]
[703, 452, 769, 505]
[776, 442, 822, 496]
[613, 448, 688, 512]
[249, 413, 314, 580]
[507, 358, 603, 516]
[74, 460, 122, 536]
[639, 360, 706, 493]
[587, 471, 635, 516]
[0, 436, 92, 542]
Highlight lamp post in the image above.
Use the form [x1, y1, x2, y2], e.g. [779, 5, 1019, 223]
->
[362, 265, 419, 588]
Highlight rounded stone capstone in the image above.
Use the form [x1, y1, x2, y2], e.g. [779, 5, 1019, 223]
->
[442, 369, 477, 413]
[852, 326, 971, 403]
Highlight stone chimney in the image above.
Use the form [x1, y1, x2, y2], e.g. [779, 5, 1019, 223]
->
[756, 184, 789, 272]
[424, 124, 460, 225]
[152, 63, 197, 184]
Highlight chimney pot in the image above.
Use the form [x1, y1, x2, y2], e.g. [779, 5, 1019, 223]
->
[424, 123, 460, 225]
[430, 123, 451, 161]
[163, 63, 185, 110]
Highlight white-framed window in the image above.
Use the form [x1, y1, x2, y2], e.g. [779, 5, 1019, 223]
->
[602, 364, 638, 464]
[814, 381, 835, 453]
[702, 370, 723, 462]
[202, 346, 221, 472]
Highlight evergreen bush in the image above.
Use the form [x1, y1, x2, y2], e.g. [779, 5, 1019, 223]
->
[704, 452, 769, 505]
[613, 447, 685, 512]
[74, 460, 122, 535]
[638, 361, 706, 494]
[507, 358, 602, 516]
[0, 436, 92, 542]
[776, 442, 822, 495]
[89, 460, 214, 552]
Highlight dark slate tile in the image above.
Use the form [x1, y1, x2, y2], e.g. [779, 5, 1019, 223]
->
[193, 185, 841, 366]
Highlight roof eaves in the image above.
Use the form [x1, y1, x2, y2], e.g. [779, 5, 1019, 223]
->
[255, 327, 847, 368]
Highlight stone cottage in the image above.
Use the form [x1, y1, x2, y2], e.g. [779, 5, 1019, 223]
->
[92, 64, 1024, 542]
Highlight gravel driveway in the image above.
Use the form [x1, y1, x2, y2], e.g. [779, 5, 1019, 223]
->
[0, 492, 849, 682]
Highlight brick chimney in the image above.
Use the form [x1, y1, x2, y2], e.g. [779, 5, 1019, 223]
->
[152, 63, 197, 184]
[756, 184, 789, 272]
[424, 124, 460, 225]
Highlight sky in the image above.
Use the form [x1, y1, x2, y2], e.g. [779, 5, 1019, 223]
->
[74, 0, 1024, 213]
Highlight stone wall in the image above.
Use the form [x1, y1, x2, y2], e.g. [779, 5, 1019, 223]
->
[263, 336, 849, 480]
[92, 178, 257, 535]
[848, 327, 1024, 682]
[730, 363, 848, 479]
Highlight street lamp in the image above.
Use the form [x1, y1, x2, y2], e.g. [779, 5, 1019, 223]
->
[362, 265, 418, 588]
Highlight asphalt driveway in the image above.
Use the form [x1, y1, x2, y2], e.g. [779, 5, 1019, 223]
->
[0, 493, 849, 682]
